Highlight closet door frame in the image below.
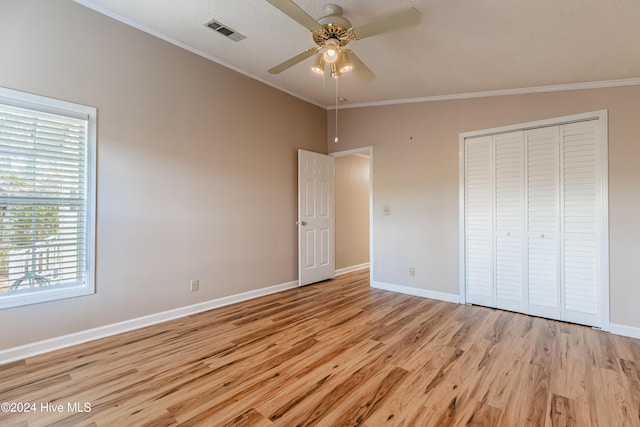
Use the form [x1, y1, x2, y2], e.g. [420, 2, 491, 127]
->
[458, 110, 609, 330]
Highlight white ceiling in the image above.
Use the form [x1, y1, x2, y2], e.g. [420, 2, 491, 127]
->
[74, 0, 640, 108]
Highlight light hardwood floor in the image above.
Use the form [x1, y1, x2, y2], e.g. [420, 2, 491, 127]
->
[1, 269, 639, 426]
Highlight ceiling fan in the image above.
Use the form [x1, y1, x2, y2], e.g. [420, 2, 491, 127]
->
[266, 0, 422, 80]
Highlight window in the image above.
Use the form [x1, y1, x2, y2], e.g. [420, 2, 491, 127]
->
[0, 88, 96, 308]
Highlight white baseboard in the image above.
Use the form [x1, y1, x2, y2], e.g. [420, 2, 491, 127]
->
[610, 323, 640, 340]
[6, 275, 636, 365]
[373, 283, 640, 341]
[372, 281, 460, 304]
[335, 262, 370, 276]
[0, 280, 299, 365]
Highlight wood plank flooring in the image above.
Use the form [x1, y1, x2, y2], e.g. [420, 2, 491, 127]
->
[1, 269, 639, 426]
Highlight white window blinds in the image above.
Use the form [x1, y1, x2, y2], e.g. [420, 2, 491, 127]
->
[0, 88, 96, 308]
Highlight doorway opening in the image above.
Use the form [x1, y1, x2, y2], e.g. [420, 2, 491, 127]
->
[331, 147, 373, 280]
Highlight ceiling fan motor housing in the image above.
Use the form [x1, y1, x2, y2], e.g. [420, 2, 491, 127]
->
[323, 4, 343, 16]
[313, 4, 353, 47]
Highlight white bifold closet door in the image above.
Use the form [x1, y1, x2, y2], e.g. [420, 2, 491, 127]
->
[463, 117, 606, 328]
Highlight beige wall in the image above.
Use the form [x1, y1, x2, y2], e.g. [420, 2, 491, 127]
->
[0, 0, 326, 350]
[2, 1, 638, 353]
[328, 85, 640, 330]
[335, 155, 370, 270]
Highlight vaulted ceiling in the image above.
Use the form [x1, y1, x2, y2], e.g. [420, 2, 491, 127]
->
[74, 0, 640, 107]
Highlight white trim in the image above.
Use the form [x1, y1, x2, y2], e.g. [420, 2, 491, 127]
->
[0, 279, 298, 365]
[2, 272, 633, 365]
[458, 135, 467, 304]
[610, 323, 640, 340]
[330, 147, 374, 287]
[335, 263, 370, 276]
[0, 87, 97, 309]
[459, 110, 607, 139]
[598, 111, 610, 332]
[0, 86, 95, 119]
[372, 281, 460, 304]
[373, 282, 638, 340]
[368, 150, 374, 288]
[330, 78, 640, 110]
[330, 146, 373, 158]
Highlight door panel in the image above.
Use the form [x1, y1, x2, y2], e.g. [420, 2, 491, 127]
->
[561, 121, 600, 325]
[494, 131, 525, 312]
[464, 135, 494, 306]
[298, 150, 335, 286]
[526, 126, 561, 320]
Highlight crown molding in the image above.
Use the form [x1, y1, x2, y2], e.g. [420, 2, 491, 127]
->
[69, 2, 640, 112]
[328, 78, 640, 110]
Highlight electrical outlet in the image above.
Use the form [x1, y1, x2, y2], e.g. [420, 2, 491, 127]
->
[190, 279, 199, 291]
[409, 267, 415, 277]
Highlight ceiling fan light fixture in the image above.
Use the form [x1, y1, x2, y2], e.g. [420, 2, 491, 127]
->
[322, 39, 341, 64]
[338, 50, 353, 74]
[311, 53, 325, 75]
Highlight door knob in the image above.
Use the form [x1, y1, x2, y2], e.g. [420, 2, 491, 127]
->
[298, 221, 307, 226]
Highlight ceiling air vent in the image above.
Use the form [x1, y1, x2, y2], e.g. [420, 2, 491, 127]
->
[205, 19, 246, 42]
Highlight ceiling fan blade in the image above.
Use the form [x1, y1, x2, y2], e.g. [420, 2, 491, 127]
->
[265, 0, 323, 32]
[268, 48, 318, 74]
[347, 50, 376, 82]
[351, 7, 422, 40]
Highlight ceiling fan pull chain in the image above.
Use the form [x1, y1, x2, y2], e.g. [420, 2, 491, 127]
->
[335, 75, 339, 143]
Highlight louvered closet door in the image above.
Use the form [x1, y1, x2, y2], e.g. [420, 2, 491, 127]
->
[526, 127, 561, 321]
[463, 113, 606, 328]
[494, 131, 525, 312]
[561, 121, 601, 326]
[465, 136, 494, 307]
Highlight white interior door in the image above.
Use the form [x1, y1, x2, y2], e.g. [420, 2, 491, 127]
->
[298, 149, 335, 286]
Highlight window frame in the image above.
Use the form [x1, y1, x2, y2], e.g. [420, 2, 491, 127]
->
[0, 87, 96, 309]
